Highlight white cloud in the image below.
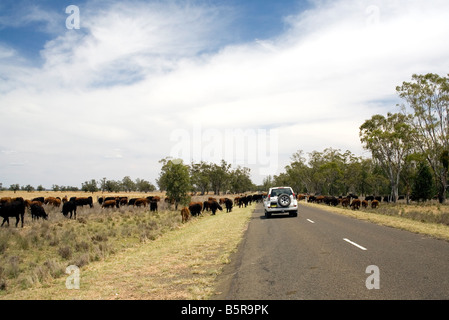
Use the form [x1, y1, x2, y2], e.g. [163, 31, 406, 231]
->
[1, 0, 449, 187]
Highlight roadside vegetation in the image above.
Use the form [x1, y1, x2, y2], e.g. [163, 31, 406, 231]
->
[303, 200, 449, 241]
[0, 202, 182, 295]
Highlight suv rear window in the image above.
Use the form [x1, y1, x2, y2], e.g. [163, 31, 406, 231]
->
[270, 188, 293, 197]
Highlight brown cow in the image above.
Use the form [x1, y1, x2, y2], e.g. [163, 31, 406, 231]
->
[102, 199, 118, 209]
[341, 198, 350, 207]
[45, 197, 61, 207]
[362, 200, 369, 208]
[181, 207, 191, 223]
[350, 199, 361, 210]
[134, 198, 148, 207]
[0, 197, 11, 205]
[371, 200, 380, 209]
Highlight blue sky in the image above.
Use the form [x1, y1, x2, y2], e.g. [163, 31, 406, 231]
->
[0, 0, 306, 63]
[1, 0, 449, 189]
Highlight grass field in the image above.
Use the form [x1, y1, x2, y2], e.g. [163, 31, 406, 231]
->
[0, 191, 254, 299]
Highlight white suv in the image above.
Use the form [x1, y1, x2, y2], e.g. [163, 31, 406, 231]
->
[264, 186, 298, 218]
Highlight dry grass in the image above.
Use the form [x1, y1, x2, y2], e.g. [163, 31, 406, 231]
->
[302, 201, 449, 241]
[0, 191, 254, 300]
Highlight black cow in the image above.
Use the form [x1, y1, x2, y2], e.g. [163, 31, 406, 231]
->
[30, 203, 48, 220]
[69, 196, 93, 208]
[32, 197, 45, 203]
[150, 200, 158, 212]
[238, 196, 249, 208]
[0, 197, 25, 227]
[324, 196, 339, 206]
[209, 200, 223, 215]
[189, 203, 202, 217]
[224, 198, 233, 213]
[62, 201, 77, 219]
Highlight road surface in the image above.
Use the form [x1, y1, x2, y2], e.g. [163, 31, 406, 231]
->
[213, 203, 449, 299]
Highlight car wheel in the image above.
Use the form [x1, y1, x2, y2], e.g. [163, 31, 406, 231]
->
[278, 194, 291, 207]
[265, 211, 271, 219]
[289, 211, 298, 217]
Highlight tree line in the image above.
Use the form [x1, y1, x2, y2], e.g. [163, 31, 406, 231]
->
[269, 147, 434, 203]
[1, 177, 157, 194]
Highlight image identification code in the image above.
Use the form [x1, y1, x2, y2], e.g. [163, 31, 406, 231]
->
[181, 304, 269, 317]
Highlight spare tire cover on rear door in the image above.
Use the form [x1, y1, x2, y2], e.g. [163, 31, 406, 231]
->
[278, 194, 291, 207]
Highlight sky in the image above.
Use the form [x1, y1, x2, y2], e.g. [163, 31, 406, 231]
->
[1, 0, 449, 189]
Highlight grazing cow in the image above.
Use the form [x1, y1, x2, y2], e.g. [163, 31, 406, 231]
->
[341, 198, 350, 207]
[30, 203, 48, 220]
[62, 201, 77, 219]
[119, 197, 128, 206]
[70, 196, 93, 208]
[362, 200, 369, 208]
[180, 207, 191, 223]
[252, 194, 263, 202]
[209, 200, 223, 215]
[371, 200, 380, 209]
[350, 199, 361, 210]
[188, 202, 202, 217]
[0, 197, 26, 227]
[32, 197, 45, 203]
[238, 196, 249, 208]
[324, 196, 339, 206]
[149, 200, 158, 212]
[45, 197, 61, 207]
[203, 200, 211, 212]
[102, 199, 119, 209]
[134, 198, 148, 207]
[224, 198, 233, 212]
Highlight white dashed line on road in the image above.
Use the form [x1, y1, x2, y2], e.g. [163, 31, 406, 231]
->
[343, 238, 367, 251]
[306, 219, 315, 223]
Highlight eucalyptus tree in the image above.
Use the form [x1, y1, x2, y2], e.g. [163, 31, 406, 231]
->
[157, 158, 191, 210]
[397, 73, 449, 203]
[208, 160, 231, 195]
[285, 150, 312, 194]
[229, 166, 253, 194]
[411, 161, 434, 202]
[360, 112, 414, 202]
[189, 161, 211, 195]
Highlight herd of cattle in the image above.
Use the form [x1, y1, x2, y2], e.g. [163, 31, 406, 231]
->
[0, 191, 382, 228]
[0, 193, 266, 228]
[181, 194, 264, 223]
[300, 194, 381, 210]
[0, 195, 164, 228]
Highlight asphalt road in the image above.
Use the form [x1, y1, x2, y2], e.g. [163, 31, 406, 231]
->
[213, 203, 449, 300]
